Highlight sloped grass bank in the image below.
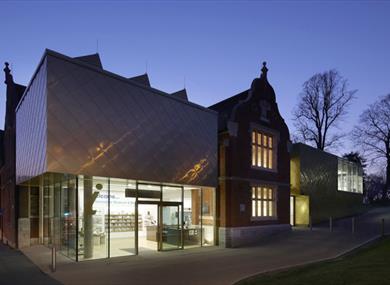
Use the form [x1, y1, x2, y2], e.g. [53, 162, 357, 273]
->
[238, 237, 390, 285]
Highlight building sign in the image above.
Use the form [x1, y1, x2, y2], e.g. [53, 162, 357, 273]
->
[125, 189, 161, 199]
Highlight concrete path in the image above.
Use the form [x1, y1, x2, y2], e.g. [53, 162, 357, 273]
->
[0, 243, 61, 285]
[21, 207, 390, 285]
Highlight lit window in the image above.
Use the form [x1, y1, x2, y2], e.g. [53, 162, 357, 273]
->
[337, 159, 363, 193]
[251, 130, 274, 169]
[251, 186, 276, 218]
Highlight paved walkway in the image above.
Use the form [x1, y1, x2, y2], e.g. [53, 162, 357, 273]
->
[0, 243, 61, 285]
[21, 207, 390, 285]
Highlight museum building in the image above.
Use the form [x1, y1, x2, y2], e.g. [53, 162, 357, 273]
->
[1, 49, 364, 261]
[209, 62, 291, 247]
[1, 50, 218, 260]
[290, 143, 364, 226]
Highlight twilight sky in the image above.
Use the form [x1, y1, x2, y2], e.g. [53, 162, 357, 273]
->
[1, 1, 389, 158]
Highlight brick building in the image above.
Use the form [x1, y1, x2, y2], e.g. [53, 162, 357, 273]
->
[0, 63, 26, 247]
[210, 62, 291, 247]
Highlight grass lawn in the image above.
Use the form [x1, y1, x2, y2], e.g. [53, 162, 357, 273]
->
[238, 237, 390, 285]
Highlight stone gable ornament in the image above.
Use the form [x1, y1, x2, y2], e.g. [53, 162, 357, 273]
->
[259, 100, 270, 122]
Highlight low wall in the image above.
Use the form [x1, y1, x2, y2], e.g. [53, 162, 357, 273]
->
[219, 224, 291, 248]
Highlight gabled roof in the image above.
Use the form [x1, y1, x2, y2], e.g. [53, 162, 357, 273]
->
[209, 90, 248, 113]
[73, 53, 103, 69]
[208, 62, 280, 132]
[14, 50, 218, 186]
[16, 49, 216, 116]
[171, 88, 188, 101]
[128, 73, 151, 87]
[209, 90, 249, 131]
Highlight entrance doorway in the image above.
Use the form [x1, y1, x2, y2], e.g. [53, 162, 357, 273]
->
[138, 203, 158, 253]
[137, 201, 183, 253]
[160, 203, 182, 251]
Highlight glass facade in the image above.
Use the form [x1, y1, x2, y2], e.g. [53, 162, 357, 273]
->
[337, 159, 363, 193]
[23, 173, 216, 261]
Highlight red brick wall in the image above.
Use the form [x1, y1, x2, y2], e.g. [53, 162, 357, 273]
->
[215, 80, 291, 228]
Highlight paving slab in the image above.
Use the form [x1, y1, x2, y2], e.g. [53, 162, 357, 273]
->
[0, 243, 61, 285]
[21, 207, 390, 285]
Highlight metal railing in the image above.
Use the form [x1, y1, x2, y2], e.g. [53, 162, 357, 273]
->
[307, 212, 389, 238]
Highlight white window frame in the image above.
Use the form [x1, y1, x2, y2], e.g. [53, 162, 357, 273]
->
[250, 124, 279, 173]
[251, 185, 277, 221]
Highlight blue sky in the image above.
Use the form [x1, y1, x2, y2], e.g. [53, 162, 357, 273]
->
[1, 1, 389, 159]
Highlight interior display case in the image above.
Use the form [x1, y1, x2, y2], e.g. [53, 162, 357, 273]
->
[105, 214, 143, 232]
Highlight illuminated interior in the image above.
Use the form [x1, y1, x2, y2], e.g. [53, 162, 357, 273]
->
[23, 173, 216, 261]
[251, 130, 274, 169]
[290, 195, 309, 226]
[337, 159, 363, 193]
[251, 186, 275, 218]
[290, 196, 295, 225]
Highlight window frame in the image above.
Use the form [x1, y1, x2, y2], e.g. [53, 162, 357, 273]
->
[251, 185, 277, 221]
[250, 125, 278, 173]
[337, 158, 363, 194]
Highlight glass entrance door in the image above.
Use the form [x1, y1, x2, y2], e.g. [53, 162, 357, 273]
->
[159, 203, 182, 251]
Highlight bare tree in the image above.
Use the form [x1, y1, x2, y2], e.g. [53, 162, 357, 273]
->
[352, 94, 390, 197]
[342, 151, 367, 170]
[293, 70, 356, 150]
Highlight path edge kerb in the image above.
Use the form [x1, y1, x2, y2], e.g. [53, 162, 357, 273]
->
[233, 234, 388, 285]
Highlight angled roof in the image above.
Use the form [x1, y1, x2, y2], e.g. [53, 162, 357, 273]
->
[16, 49, 216, 115]
[128, 73, 151, 87]
[209, 62, 281, 132]
[73, 53, 103, 69]
[209, 89, 248, 113]
[208, 90, 249, 131]
[292, 142, 339, 159]
[171, 88, 188, 101]
[15, 51, 218, 186]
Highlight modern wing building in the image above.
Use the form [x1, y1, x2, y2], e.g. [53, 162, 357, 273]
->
[2, 50, 218, 260]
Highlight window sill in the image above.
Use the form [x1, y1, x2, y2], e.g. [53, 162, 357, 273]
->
[251, 166, 277, 173]
[337, 189, 363, 194]
[251, 216, 278, 222]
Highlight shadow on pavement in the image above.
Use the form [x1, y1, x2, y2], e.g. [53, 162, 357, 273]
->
[0, 243, 62, 285]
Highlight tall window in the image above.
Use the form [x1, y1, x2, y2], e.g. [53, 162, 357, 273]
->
[251, 186, 276, 218]
[337, 159, 363, 193]
[252, 130, 274, 169]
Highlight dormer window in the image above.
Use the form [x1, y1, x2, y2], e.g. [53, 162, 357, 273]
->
[251, 130, 275, 170]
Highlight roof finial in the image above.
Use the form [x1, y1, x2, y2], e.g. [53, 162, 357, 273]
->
[261, 61, 268, 79]
[4, 62, 13, 85]
[4, 62, 10, 74]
